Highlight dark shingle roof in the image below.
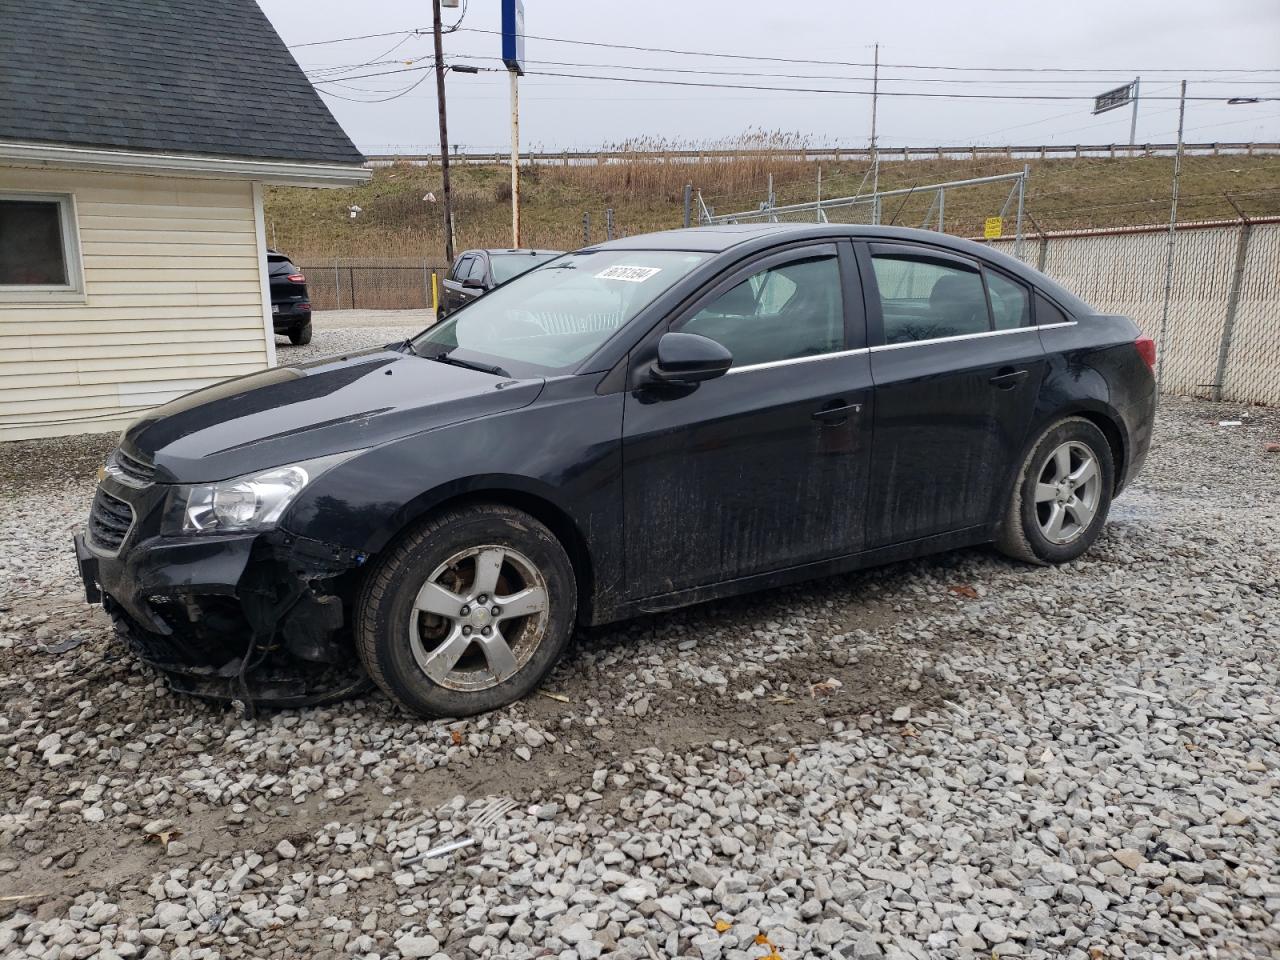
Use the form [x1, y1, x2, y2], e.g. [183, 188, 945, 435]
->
[0, 0, 364, 166]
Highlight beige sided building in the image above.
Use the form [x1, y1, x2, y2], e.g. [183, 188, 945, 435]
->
[0, 0, 370, 442]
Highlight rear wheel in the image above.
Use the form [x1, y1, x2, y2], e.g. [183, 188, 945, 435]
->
[288, 321, 312, 345]
[997, 416, 1114, 565]
[356, 504, 576, 718]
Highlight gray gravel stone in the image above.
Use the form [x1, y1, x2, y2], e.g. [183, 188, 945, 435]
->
[1, 350, 1277, 960]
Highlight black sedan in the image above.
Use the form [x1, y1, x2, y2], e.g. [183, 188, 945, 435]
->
[268, 249, 312, 345]
[440, 248, 561, 316]
[76, 224, 1156, 717]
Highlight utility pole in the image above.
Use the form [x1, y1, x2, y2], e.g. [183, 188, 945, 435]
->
[1129, 76, 1140, 147]
[1156, 79, 1187, 392]
[431, 0, 455, 266]
[870, 41, 880, 208]
[509, 70, 521, 247]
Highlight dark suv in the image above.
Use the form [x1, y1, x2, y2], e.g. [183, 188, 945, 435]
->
[440, 248, 560, 316]
[268, 250, 312, 345]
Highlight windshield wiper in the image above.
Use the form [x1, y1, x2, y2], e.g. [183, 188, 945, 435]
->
[427, 352, 510, 378]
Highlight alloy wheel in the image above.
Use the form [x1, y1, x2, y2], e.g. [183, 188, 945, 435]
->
[1034, 440, 1101, 545]
[408, 545, 550, 692]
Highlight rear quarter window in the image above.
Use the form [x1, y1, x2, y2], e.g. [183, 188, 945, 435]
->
[1035, 293, 1072, 326]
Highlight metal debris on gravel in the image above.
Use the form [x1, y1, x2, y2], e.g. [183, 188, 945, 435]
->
[0, 319, 1276, 960]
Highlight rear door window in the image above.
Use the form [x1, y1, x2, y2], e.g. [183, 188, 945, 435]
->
[985, 270, 1031, 330]
[870, 252, 991, 344]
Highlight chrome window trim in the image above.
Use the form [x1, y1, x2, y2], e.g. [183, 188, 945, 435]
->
[714, 322, 1078, 371]
[869, 321, 1077, 352]
[726, 347, 871, 376]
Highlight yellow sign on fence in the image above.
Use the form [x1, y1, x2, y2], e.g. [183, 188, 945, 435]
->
[984, 216, 1004, 239]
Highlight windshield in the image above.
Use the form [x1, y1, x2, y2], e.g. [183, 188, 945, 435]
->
[490, 252, 552, 284]
[413, 249, 710, 375]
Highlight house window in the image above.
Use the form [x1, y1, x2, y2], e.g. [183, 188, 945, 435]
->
[0, 193, 84, 300]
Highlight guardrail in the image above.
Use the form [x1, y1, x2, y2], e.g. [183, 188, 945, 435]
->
[364, 142, 1280, 167]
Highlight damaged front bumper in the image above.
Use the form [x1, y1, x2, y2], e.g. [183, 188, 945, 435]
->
[75, 527, 372, 709]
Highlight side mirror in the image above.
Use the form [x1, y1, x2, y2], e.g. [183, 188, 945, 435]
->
[649, 332, 733, 384]
[461, 277, 486, 290]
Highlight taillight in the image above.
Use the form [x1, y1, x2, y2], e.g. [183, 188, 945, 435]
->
[297, 303, 311, 311]
[1134, 336, 1156, 371]
[288, 274, 305, 283]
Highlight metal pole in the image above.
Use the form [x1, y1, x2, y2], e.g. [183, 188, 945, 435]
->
[606, 208, 614, 241]
[509, 69, 521, 247]
[1156, 80, 1186, 392]
[1129, 77, 1140, 148]
[816, 166, 822, 221]
[334, 258, 341, 310]
[938, 187, 945, 233]
[1212, 207, 1252, 401]
[1014, 164, 1028, 261]
[583, 211, 590, 246]
[870, 42, 880, 198]
[431, 0, 455, 265]
[682, 183, 692, 228]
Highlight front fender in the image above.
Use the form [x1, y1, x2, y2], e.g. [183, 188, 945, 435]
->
[278, 379, 625, 611]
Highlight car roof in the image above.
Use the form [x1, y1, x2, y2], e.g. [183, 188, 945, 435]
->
[587, 223, 1017, 253]
[584, 223, 1091, 314]
[467, 249, 563, 256]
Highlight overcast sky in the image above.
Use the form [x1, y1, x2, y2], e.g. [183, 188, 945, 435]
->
[260, 0, 1280, 155]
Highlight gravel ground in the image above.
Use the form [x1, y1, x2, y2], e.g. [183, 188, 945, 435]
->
[1, 318, 1278, 960]
[276, 309, 434, 366]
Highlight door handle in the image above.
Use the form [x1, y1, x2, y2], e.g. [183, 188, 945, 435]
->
[989, 367, 1029, 389]
[812, 400, 863, 424]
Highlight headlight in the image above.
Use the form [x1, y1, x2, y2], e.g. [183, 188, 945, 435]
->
[171, 451, 361, 535]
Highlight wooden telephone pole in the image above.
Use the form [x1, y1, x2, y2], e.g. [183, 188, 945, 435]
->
[431, 0, 455, 265]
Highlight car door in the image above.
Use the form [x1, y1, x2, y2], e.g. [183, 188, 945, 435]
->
[621, 241, 873, 599]
[464, 253, 490, 303]
[442, 254, 474, 314]
[859, 241, 1046, 546]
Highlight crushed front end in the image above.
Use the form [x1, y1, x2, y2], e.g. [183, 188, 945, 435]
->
[75, 448, 371, 709]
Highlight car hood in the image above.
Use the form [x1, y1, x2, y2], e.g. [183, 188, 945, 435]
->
[122, 349, 545, 483]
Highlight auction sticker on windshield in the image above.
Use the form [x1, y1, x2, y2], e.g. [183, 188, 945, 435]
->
[595, 265, 662, 282]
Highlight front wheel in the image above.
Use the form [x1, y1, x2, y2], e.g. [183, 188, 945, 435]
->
[356, 504, 577, 718]
[997, 416, 1115, 565]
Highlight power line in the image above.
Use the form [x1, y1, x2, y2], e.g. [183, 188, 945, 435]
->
[291, 29, 417, 49]
[509, 68, 1278, 102]
[311, 63, 1277, 102]
[289, 24, 1280, 76]
[455, 56, 1280, 87]
[304, 36, 423, 77]
[455, 27, 1280, 75]
[317, 71, 435, 103]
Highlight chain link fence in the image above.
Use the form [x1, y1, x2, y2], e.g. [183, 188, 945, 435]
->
[295, 221, 1279, 405]
[993, 217, 1280, 404]
[298, 260, 448, 311]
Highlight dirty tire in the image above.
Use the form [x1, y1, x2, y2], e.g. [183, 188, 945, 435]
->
[997, 416, 1115, 565]
[288, 322, 313, 346]
[356, 504, 576, 718]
